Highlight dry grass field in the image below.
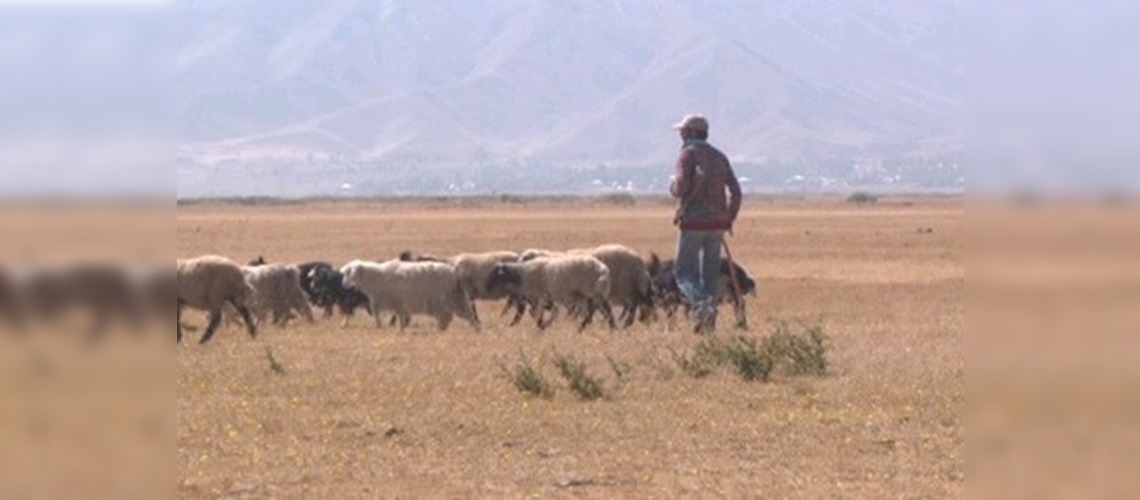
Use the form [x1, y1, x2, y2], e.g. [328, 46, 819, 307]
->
[176, 197, 963, 498]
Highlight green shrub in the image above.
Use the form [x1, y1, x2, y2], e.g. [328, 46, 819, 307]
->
[764, 321, 828, 376]
[606, 355, 631, 382]
[554, 355, 605, 401]
[671, 347, 714, 379]
[670, 321, 829, 382]
[265, 346, 286, 375]
[597, 192, 637, 207]
[724, 336, 774, 382]
[498, 194, 527, 204]
[847, 192, 878, 206]
[507, 358, 554, 399]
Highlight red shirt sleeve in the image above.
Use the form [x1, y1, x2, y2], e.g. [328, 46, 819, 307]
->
[725, 162, 742, 220]
[670, 149, 695, 199]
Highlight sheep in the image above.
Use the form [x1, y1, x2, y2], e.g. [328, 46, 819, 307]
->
[403, 250, 523, 324]
[571, 245, 654, 328]
[306, 265, 371, 326]
[131, 262, 176, 328]
[517, 245, 653, 328]
[176, 255, 257, 344]
[340, 259, 479, 332]
[485, 255, 615, 331]
[517, 248, 560, 262]
[15, 264, 68, 325]
[646, 252, 757, 330]
[398, 250, 447, 263]
[290, 261, 340, 315]
[55, 259, 146, 338]
[0, 264, 26, 331]
[448, 251, 520, 301]
[248, 257, 330, 311]
[0, 260, 144, 337]
[236, 264, 314, 327]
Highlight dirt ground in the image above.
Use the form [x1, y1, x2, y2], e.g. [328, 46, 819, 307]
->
[176, 196, 963, 498]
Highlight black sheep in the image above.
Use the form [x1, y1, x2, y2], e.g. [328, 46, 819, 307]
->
[646, 252, 756, 329]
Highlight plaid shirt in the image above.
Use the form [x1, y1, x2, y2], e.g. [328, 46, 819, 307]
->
[669, 140, 742, 231]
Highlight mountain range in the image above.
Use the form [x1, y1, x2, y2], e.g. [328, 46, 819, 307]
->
[175, 0, 963, 196]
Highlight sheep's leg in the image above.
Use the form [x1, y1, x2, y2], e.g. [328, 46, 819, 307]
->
[533, 301, 546, 328]
[372, 306, 384, 328]
[499, 297, 516, 317]
[298, 299, 314, 323]
[733, 298, 748, 330]
[396, 310, 411, 332]
[235, 304, 257, 338]
[279, 307, 295, 327]
[437, 312, 453, 332]
[538, 300, 558, 329]
[509, 298, 527, 326]
[641, 294, 658, 324]
[600, 299, 617, 330]
[578, 300, 595, 332]
[620, 302, 635, 329]
[176, 303, 184, 343]
[199, 309, 223, 344]
[87, 306, 110, 343]
[270, 305, 286, 327]
[535, 301, 550, 329]
[458, 298, 481, 330]
[467, 301, 481, 326]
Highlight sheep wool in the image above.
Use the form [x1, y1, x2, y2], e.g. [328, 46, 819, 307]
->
[341, 259, 479, 332]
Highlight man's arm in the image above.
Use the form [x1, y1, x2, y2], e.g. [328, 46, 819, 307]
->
[725, 162, 742, 221]
[670, 149, 695, 199]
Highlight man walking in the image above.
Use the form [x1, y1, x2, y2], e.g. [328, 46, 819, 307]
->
[669, 114, 742, 333]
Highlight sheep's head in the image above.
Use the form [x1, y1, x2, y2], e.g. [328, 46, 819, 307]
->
[485, 263, 521, 292]
[339, 264, 360, 290]
[721, 261, 757, 297]
[400, 251, 445, 263]
[646, 252, 662, 277]
[308, 267, 336, 290]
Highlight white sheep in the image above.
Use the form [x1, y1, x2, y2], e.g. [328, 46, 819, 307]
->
[340, 259, 479, 332]
[517, 248, 559, 262]
[449, 251, 520, 301]
[231, 264, 313, 328]
[176, 255, 257, 344]
[570, 244, 654, 328]
[485, 254, 615, 331]
[404, 250, 523, 326]
[518, 245, 653, 328]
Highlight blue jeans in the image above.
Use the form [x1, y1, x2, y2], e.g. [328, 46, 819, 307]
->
[675, 230, 724, 312]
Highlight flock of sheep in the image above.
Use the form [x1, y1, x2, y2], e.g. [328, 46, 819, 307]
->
[0, 243, 757, 343]
[174, 244, 758, 344]
[0, 259, 172, 337]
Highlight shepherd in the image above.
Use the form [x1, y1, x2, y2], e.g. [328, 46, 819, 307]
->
[669, 114, 743, 333]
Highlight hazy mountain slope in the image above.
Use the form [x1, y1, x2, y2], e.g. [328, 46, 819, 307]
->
[175, 0, 962, 194]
